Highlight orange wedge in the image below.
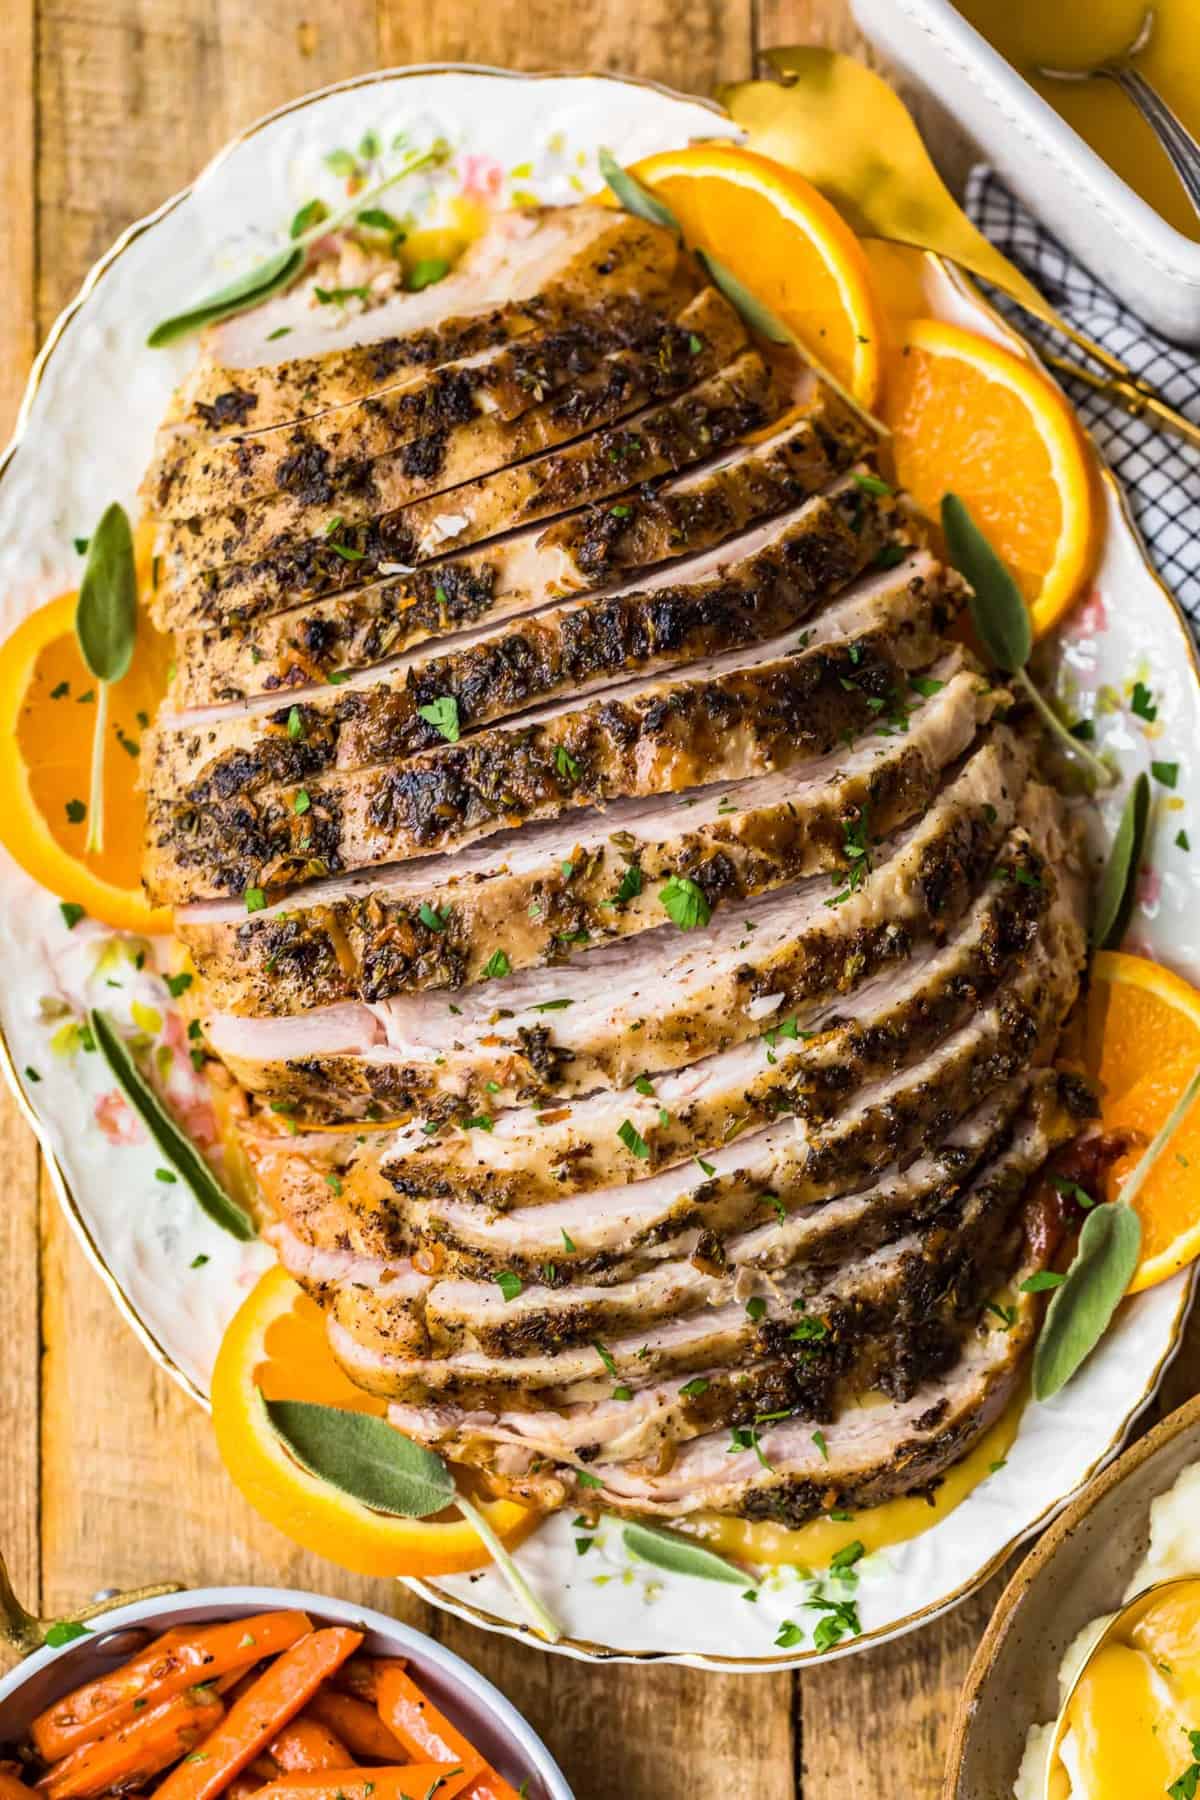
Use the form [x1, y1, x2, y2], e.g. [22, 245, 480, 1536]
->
[627, 144, 884, 406]
[0, 589, 172, 933]
[1085, 951, 1200, 1292]
[212, 1266, 539, 1576]
[884, 317, 1098, 637]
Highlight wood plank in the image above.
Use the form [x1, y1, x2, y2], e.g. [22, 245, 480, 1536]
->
[0, 0, 42, 1633]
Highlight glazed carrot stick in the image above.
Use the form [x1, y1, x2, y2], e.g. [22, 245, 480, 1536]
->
[303, 1692, 406, 1761]
[39, 1686, 225, 1800]
[331, 1659, 403, 1705]
[264, 1721, 352, 1774]
[375, 1671, 521, 1800]
[225, 1780, 263, 1800]
[0, 1775, 35, 1800]
[458, 1774, 526, 1800]
[153, 1628, 362, 1800]
[31, 1615, 311, 1761]
[253, 1770, 473, 1800]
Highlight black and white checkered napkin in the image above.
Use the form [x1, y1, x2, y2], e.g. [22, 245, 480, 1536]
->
[966, 166, 1200, 634]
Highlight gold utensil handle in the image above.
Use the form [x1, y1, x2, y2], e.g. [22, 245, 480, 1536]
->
[0, 1550, 183, 1671]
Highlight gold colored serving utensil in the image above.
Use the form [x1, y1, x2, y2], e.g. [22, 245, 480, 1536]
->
[1038, 8, 1200, 226]
[0, 1549, 182, 1671]
[720, 48, 1200, 452]
[1041, 1573, 1200, 1800]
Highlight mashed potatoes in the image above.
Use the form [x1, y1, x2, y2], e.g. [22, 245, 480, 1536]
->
[1015, 1462, 1200, 1799]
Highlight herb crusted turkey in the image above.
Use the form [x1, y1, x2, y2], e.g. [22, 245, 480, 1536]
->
[141, 198, 1094, 1535]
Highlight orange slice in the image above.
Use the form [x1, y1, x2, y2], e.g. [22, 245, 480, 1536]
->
[212, 1265, 539, 1577]
[627, 144, 884, 406]
[0, 589, 172, 933]
[884, 317, 1098, 637]
[1085, 951, 1200, 1292]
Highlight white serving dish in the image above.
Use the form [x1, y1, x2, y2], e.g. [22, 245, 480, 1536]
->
[852, 0, 1200, 341]
[0, 1584, 574, 1798]
[2, 63, 1200, 1670]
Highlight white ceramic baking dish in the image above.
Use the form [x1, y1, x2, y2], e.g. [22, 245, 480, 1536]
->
[852, 0, 1200, 341]
[0, 1583, 574, 1799]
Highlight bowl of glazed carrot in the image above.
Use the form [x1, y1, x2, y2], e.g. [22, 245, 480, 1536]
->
[0, 1589, 572, 1800]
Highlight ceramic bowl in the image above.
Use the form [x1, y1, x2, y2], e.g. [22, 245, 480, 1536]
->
[0, 1583, 574, 1799]
[944, 1392, 1200, 1798]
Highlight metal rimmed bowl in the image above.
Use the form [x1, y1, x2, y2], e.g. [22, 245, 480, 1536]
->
[0, 1578, 574, 1798]
[944, 1391, 1200, 1798]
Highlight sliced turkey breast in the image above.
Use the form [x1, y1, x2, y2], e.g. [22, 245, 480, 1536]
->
[176, 652, 997, 1016]
[152, 382, 868, 631]
[147, 475, 896, 806]
[364, 804, 1065, 1206]
[152, 284, 735, 543]
[167, 451, 889, 708]
[160, 343, 779, 599]
[584, 1283, 1038, 1524]
[145, 550, 958, 906]
[156, 207, 683, 442]
[202, 722, 1025, 1115]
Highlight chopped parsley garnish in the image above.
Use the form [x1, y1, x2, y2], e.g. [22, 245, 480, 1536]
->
[745, 1296, 767, 1323]
[1131, 680, 1157, 721]
[293, 789, 311, 815]
[576, 1470, 603, 1489]
[417, 695, 461, 743]
[791, 1316, 829, 1344]
[419, 902, 448, 931]
[985, 1301, 1017, 1329]
[165, 972, 193, 998]
[555, 745, 581, 783]
[155, 1168, 177, 1184]
[659, 874, 711, 930]
[325, 1172, 343, 1196]
[1167, 1730, 1200, 1800]
[828, 808, 872, 907]
[496, 1271, 522, 1302]
[1020, 1270, 1066, 1292]
[481, 949, 511, 979]
[59, 902, 86, 930]
[774, 1621, 805, 1648]
[618, 1119, 650, 1159]
[695, 1156, 716, 1177]
[908, 675, 944, 698]
[851, 471, 893, 497]
[1153, 760, 1180, 789]
[65, 798, 86, 824]
[561, 1228, 577, 1253]
[244, 888, 267, 914]
[1178, 830, 1192, 852]
[829, 1540, 865, 1573]
[530, 998, 573, 1012]
[613, 864, 644, 905]
[679, 1377, 710, 1399]
[286, 706, 304, 741]
[593, 1340, 619, 1377]
[462, 1114, 494, 1132]
[807, 1594, 861, 1653]
[1051, 1173, 1097, 1209]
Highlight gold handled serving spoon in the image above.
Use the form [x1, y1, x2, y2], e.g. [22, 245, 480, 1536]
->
[0, 1549, 182, 1671]
[1038, 9, 1200, 226]
[720, 48, 1200, 452]
[1041, 1574, 1200, 1799]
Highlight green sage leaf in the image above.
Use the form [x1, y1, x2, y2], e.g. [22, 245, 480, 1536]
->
[147, 246, 305, 348]
[597, 148, 680, 233]
[89, 1009, 255, 1241]
[622, 1519, 749, 1585]
[1092, 772, 1150, 949]
[262, 1397, 454, 1516]
[940, 493, 1032, 674]
[1032, 1202, 1141, 1401]
[694, 249, 791, 345]
[76, 505, 137, 685]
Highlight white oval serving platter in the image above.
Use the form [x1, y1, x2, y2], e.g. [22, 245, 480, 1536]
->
[0, 64, 1197, 1671]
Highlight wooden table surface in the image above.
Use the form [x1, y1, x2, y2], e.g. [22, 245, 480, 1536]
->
[3, 3, 1198, 1793]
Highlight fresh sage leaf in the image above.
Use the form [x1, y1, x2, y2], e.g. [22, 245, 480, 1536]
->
[597, 148, 680, 233]
[90, 1009, 255, 1241]
[695, 249, 791, 345]
[76, 504, 137, 685]
[1092, 772, 1150, 949]
[1032, 1202, 1141, 1401]
[622, 1519, 749, 1586]
[263, 1397, 455, 1516]
[147, 246, 305, 348]
[940, 493, 1031, 674]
